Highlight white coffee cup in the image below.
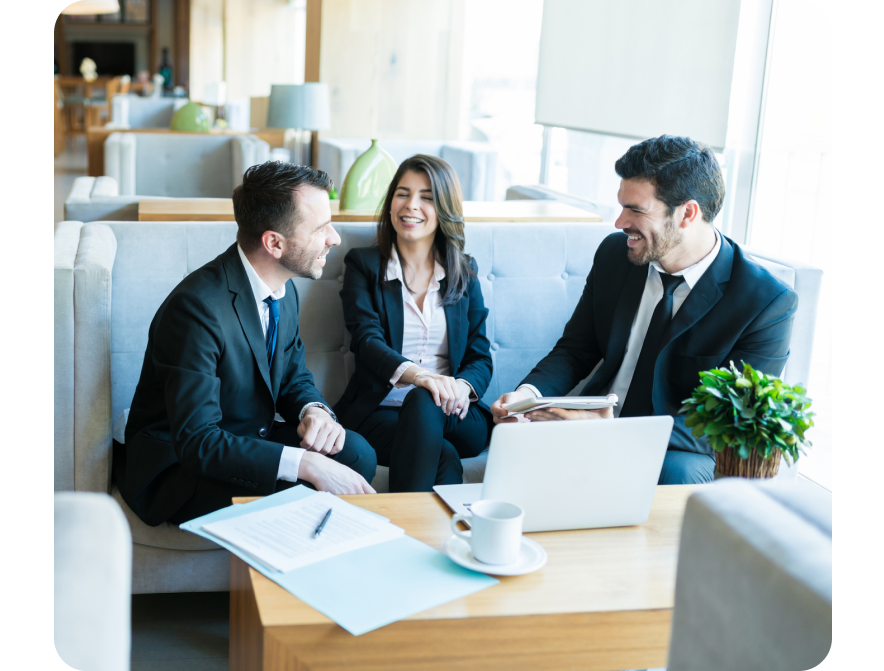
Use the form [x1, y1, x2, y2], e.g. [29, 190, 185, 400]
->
[451, 500, 524, 565]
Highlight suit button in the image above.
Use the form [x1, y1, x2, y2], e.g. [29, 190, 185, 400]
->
[258, 427, 268, 438]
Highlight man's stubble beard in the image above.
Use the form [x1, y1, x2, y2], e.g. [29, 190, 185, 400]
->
[627, 214, 683, 266]
[280, 240, 322, 280]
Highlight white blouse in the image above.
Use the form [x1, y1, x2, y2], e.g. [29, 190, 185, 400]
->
[381, 248, 452, 406]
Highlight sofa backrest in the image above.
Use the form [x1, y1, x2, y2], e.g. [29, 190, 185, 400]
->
[104, 133, 270, 198]
[318, 138, 497, 201]
[111, 95, 186, 128]
[100, 221, 616, 423]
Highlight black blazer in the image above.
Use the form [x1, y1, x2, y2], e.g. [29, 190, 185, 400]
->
[117, 244, 327, 526]
[521, 231, 799, 456]
[333, 246, 493, 430]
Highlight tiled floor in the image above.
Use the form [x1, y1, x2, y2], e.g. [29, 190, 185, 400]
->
[130, 592, 230, 671]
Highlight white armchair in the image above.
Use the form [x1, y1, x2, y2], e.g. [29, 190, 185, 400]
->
[319, 138, 498, 201]
[104, 132, 271, 197]
[55, 492, 132, 671]
[108, 95, 188, 129]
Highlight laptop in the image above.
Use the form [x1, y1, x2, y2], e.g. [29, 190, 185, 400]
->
[434, 416, 673, 532]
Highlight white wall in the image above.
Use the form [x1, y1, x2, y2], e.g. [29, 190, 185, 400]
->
[190, 0, 307, 103]
[319, 0, 465, 140]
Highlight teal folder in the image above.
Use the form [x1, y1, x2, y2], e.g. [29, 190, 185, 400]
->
[179, 486, 498, 635]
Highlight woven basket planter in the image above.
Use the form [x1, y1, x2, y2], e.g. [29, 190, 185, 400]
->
[716, 446, 781, 479]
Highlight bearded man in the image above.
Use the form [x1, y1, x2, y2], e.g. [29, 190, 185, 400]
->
[490, 135, 798, 484]
[115, 162, 376, 527]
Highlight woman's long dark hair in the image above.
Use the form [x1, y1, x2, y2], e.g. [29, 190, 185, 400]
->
[376, 154, 475, 305]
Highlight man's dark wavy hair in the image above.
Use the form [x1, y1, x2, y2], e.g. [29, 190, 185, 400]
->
[614, 135, 725, 223]
[233, 161, 333, 252]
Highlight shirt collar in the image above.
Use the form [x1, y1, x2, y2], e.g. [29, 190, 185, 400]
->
[237, 244, 286, 304]
[385, 245, 446, 285]
[649, 228, 721, 290]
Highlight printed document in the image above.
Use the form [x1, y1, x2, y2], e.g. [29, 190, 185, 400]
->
[202, 491, 404, 572]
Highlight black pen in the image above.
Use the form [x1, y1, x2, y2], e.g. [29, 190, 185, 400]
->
[313, 508, 333, 539]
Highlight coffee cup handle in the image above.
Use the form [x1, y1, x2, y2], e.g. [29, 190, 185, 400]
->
[451, 514, 472, 542]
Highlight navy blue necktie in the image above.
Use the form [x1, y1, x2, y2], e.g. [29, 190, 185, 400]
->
[620, 272, 685, 418]
[264, 296, 279, 368]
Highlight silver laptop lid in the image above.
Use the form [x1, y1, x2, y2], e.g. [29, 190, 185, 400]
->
[481, 416, 673, 532]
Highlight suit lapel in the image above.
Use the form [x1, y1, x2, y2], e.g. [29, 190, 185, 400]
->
[662, 234, 734, 349]
[226, 246, 273, 395]
[604, 262, 648, 372]
[381, 279, 405, 353]
[442, 279, 464, 373]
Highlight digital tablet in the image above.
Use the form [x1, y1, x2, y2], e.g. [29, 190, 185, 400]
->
[502, 394, 618, 415]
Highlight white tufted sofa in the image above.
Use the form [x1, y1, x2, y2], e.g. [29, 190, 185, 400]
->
[54, 220, 822, 593]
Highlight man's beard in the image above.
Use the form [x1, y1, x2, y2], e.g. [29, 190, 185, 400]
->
[280, 242, 323, 280]
[626, 215, 683, 266]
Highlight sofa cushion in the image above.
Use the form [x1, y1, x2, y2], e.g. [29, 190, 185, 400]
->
[111, 487, 221, 552]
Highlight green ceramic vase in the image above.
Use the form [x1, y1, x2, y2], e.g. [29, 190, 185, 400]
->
[340, 139, 398, 211]
[170, 101, 210, 132]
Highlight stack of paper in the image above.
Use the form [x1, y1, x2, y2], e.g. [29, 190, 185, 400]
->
[202, 491, 404, 572]
[180, 485, 499, 635]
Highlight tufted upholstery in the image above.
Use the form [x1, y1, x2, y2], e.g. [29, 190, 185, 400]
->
[104, 132, 270, 198]
[54, 219, 820, 593]
[319, 138, 498, 201]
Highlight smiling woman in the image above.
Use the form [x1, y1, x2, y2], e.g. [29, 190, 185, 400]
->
[333, 155, 495, 493]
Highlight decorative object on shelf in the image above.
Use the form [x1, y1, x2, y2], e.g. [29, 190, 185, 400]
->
[340, 139, 398, 211]
[62, 0, 121, 15]
[158, 47, 173, 91]
[150, 73, 165, 99]
[680, 361, 814, 479]
[79, 57, 98, 83]
[266, 83, 331, 166]
[170, 101, 210, 132]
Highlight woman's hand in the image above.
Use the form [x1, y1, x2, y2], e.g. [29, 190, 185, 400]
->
[413, 372, 472, 418]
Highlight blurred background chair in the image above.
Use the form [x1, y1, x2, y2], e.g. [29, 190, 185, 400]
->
[667, 478, 832, 670]
[104, 132, 270, 197]
[319, 138, 498, 201]
[55, 491, 132, 671]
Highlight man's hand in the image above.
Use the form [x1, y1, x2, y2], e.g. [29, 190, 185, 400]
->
[297, 406, 345, 455]
[525, 405, 614, 421]
[490, 387, 536, 424]
[298, 451, 376, 495]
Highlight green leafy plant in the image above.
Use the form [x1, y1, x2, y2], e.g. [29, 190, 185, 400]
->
[679, 361, 814, 464]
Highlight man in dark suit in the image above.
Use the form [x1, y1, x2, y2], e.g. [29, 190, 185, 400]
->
[490, 135, 798, 484]
[116, 162, 376, 526]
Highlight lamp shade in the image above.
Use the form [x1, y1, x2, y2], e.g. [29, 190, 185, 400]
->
[266, 83, 331, 131]
[62, 0, 121, 14]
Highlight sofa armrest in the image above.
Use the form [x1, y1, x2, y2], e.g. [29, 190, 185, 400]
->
[667, 479, 831, 670]
[55, 492, 132, 670]
[73, 224, 118, 493]
[105, 132, 137, 195]
[66, 177, 97, 203]
[231, 135, 271, 187]
[55, 222, 84, 491]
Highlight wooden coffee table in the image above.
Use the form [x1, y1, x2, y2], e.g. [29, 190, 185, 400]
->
[229, 486, 700, 671]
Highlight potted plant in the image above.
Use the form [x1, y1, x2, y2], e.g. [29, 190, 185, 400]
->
[679, 361, 814, 478]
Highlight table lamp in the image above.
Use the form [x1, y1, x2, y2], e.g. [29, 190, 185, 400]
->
[266, 83, 331, 166]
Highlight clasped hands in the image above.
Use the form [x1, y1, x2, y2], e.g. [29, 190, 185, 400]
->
[407, 367, 472, 420]
[490, 387, 614, 424]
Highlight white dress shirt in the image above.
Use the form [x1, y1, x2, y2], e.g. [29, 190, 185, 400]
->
[382, 247, 478, 406]
[519, 230, 721, 416]
[237, 245, 328, 482]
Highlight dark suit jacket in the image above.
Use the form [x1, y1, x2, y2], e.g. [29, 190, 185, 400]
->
[117, 244, 327, 526]
[333, 246, 493, 431]
[521, 231, 798, 456]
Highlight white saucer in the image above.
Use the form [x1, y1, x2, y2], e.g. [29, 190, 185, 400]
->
[445, 535, 547, 576]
